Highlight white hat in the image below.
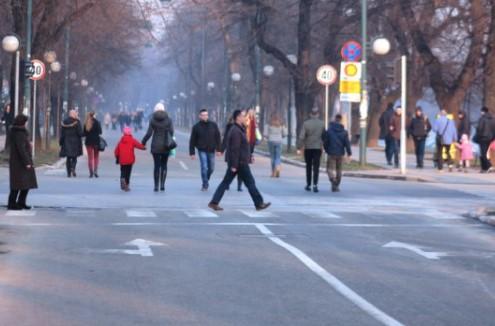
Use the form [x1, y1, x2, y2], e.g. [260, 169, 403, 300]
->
[154, 103, 165, 112]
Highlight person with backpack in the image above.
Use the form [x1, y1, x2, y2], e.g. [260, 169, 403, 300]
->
[322, 114, 352, 192]
[408, 107, 431, 168]
[473, 107, 495, 173]
[115, 126, 145, 191]
[432, 109, 458, 172]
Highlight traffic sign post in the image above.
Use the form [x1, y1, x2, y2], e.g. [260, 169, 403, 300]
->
[30, 59, 46, 158]
[316, 65, 338, 129]
[339, 62, 362, 103]
[341, 40, 362, 62]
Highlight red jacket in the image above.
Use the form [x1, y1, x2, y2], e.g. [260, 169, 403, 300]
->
[114, 135, 145, 165]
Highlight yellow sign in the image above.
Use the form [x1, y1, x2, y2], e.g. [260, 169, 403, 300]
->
[340, 62, 362, 103]
[339, 81, 361, 93]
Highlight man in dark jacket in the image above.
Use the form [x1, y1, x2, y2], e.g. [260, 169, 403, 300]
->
[408, 107, 431, 168]
[379, 103, 395, 165]
[209, 110, 270, 211]
[60, 109, 83, 177]
[322, 115, 352, 192]
[190, 109, 222, 191]
[474, 107, 495, 172]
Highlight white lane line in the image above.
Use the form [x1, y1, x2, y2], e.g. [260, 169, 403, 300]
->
[254, 224, 404, 326]
[125, 210, 157, 218]
[425, 211, 463, 220]
[304, 211, 342, 219]
[5, 210, 37, 217]
[239, 210, 277, 218]
[179, 161, 189, 171]
[184, 209, 218, 218]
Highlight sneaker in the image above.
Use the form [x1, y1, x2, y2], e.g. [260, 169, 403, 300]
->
[18, 204, 32, 210]
[313, 186, 319, 193]
[256, 202, 271, 211]
[208, 203, 224, 211]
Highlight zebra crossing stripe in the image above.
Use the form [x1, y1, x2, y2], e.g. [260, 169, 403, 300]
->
[239, 210, 277, 218]
[184, 209, 219, 218]
[304, 211, 342, 219]
[126, 210, 157, 218]
[6, 210, 37, 217]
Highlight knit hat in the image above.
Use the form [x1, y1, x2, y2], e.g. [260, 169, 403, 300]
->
[154, 103, 166, 112]
[123, 126, 132, 135]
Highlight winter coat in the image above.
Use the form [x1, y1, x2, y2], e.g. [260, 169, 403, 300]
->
[189, 120, 221, 155]
[389, 114, 403, 140]
[115, 134, 145, 165]
[221, 123, 233, 153]
[456, 141, 474, 161]
[141, 111, 174, 154]
[322, 122, 352, 157]
[457, 116, 471, 139]
[265, 125, 287, 144]
[408, 116, 432, 140]
[225, 123, 251, 169]
[379, 107, 394, 139]
[432, 116, 458, 145]
[9, 126, 38, 191]
[474, 113, 495, 143]
[60, 117, 83, 157]
[83, 119, 102, 147]
[297, 117, 325, 150]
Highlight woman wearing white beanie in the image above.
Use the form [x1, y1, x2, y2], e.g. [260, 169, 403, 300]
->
[154, 102, 165, 112]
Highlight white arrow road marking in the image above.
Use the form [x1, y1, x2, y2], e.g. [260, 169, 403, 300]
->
[179, 161, 189, 171]
[383, 241, 449, 260]
[89, 239, 166, 257]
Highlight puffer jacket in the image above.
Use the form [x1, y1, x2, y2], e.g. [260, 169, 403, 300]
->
[60, 117, 83, 157]
[322, 122, 352, 157]
[141, 111, 174, 154]
[474, 113, 495, 143]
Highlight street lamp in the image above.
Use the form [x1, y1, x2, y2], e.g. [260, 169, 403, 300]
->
[2, 35, 21, 116]
[43, 51, 58, 150]
[231, 73, 241, 111]
[287, 54, 297, 152]
[207, 82, 215, 91]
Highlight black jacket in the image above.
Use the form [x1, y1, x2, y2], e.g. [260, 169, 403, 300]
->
[408, 116, 431, 139]
[226, 123, 251, 169]
[322, 122, 352, 157]
[189, 120, 221, 155]
[474, 113, 494, 143]
[457, 116, 470, 140]
[222, 123, 233, 153]
[9, 126, 38, 191]
[83, 119, 102, 147]
[142, 111, 174, 154]
[60, 117, 83, 157]
[379, 107, 394, 139]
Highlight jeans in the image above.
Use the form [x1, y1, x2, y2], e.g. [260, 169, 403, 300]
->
[384, 136, 395, 164]
[153, 153, 170, 189]
[436, 137, 453, 170]
[211, 164, 264, 207]
[479, 141, 492, 171]
[326, 155, 343, 187]
[120, 164, 133, 185]
[198, 151, 215, 188]
[268, 142, 282, 172]
[86, 145, 100, 174]
[413, 137, 426, 167]
[304, 149, 322, 186]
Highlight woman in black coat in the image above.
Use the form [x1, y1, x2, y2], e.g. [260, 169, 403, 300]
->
[83, 111, 102, 178]
[60, 109, 83, 177]
[8, 114, 38, 210]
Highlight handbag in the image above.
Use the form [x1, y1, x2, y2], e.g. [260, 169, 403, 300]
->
[165, 132, 177, 151]
[98, 136, 108, 152]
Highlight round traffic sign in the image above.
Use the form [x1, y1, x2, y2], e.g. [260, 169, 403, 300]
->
[341, 40, 362, 62]
[316, 65, 338, 86]
[344, 63, 359, 77]
[30, 59, 46, 81]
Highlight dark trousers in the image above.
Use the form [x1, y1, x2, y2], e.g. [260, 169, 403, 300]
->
[384, 136, 395, 164]
[211, 164, 264, 207]
[8, 190, 29, 207]
[66, 157, 78, 174]
[413, 137, 426, 167]
[479, 141, 492, 171]
[326, 155, 343, 187]
[392, 139, 400, 166]
[152, 153, 170, 188]
[120, 164, 133, 185]
[436, 138, 452, 170]
[304, 149, 322, 186]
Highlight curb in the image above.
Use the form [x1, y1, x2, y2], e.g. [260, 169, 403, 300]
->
[464, 207, 495, 227]
[254, 149, 431, 183]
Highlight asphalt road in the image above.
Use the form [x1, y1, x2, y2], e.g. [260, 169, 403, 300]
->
[0, 126, 494, 326]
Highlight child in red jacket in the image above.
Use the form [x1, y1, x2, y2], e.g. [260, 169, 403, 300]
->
[115, 127, 145, 191]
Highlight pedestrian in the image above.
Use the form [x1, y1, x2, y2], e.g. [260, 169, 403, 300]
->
[473, 107, 495, 173]
[208, 109, 271, 211]
[487, 139, 495, 168]
[379, 103, 395, 165]
[322, 114, 352, 192]
[297, 107, 325, 193]
[142, 102, 175, 192]
[432, 109, 458, 172]
[245, 108, 258, 161]
[407, 106, 431, 168]
[104, 112, 111, 130]
[455, 134, 474, 173]
[389, 107, 403, 168]
[265, 114, 286, 177]
[60, 109, 83, 178]
[83, 111, 102, 178]
[8, 114, 37, 210]
[222, 115, 243, 191]
[115, 126, 145, 191]
[189, 108, 222, 191]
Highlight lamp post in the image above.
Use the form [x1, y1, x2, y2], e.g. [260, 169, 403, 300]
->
[23, 0, 33, 115]
[261, 65, 274, 131]
[286, 54, 297, 152]
[43, 51, 58, 150]
[81, 79, 89, 115]
[2, 35, 20, 116]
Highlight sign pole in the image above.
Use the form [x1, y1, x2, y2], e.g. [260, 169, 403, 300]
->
[400, 55, 407, 175]
[325, 84, 329, 129]
[32, 80, 37, 159]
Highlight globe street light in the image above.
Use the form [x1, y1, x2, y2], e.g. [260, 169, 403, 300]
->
[43, 50, 57, 64]
[372, 38, 391, 56]
[263, 65, 275, 77]
[81, 79, 89, 87]
[207, 82, 215, 91]
[2, 35, 21, 116]
[231, 73, 241, 82]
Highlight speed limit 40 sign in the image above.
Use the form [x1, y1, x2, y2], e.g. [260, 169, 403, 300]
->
[30, 59, 46, 81]
[316, 65, 338, 86]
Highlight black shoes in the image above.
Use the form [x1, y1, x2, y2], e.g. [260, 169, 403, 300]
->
[313, 186, 319, 193]
[7, 204, 22, 210]
[256, 202, 271, 211]
[208, 203, 224, 211]
[305, 185, 311, 192]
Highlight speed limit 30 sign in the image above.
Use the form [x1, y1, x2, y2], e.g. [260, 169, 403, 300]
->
[316, 65, 338, 86]
[30, 59, 46, 81]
